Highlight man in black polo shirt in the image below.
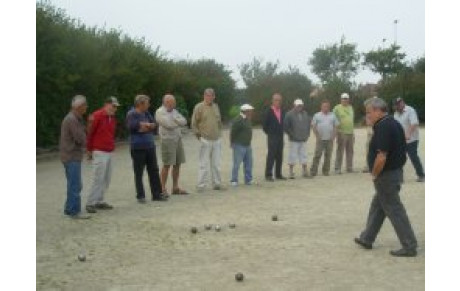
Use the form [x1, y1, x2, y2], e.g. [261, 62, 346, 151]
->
[354, 97, 418, 257]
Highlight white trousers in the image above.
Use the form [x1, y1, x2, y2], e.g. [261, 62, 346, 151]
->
[197, 138, 222, 188]
[87, 150, 112, 206]
[287, 141, 308, 165]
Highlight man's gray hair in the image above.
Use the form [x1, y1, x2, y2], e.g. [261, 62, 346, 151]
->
[71, 95, 87, 108]
[364, 97, 388, 112]
[204, 88, 215, 96]
[134, 94, 150, 106]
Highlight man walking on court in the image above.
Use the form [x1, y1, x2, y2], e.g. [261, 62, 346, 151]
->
[263, 93, 286, 181]
[59, 95, 91, 219]
[284, 98, 311, 179]
[191, 88, 224, 192]
[393, 97, 425, 182]
[355, 97, 418, 257]
[310, 100, 339, 177]
[85, 97, 120, 213]
[230, 104, 254, 186]
[126, 95, 168, 203]
[155, 94, 189, 195]
[333, 92, 355, 174]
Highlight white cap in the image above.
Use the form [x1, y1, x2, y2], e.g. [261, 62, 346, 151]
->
[240, 104, 254, 111]
[294, 99, 304, 106]
[341, 93, 350, 99]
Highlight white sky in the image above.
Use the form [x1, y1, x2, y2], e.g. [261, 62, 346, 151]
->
[49, 0, 425, 88]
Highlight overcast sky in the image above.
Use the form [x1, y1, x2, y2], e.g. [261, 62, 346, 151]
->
[49, 0, 425, 88]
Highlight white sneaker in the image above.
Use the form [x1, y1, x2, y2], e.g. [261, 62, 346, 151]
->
[231, 182, 238, 187]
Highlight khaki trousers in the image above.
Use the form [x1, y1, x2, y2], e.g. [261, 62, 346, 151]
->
[335, 132, 354, 172]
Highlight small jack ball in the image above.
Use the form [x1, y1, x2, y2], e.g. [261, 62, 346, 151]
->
[235, 272, 244, 281]
[78, 254, 86, 262]
[191, 227, 198, 234]
[272, 215, 278, 221]
[215, 225, 221, 232]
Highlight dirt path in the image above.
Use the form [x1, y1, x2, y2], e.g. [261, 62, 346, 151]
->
[37, 128, 425, 290]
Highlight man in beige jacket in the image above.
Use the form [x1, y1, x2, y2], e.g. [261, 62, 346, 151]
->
[191, 88, 224, 192]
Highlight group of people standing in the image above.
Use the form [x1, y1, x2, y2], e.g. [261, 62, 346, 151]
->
[58, 89, 424, 257]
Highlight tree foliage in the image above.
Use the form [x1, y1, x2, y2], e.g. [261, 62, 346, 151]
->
[36, 2, 235, 147]
[239, 58, 313, 123]
[363, 44, 406, 80]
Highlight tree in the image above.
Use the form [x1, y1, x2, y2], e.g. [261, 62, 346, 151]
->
[363, 44, 406, 80]
[308, 36, 360, 87]
[239, 59, 312, 123]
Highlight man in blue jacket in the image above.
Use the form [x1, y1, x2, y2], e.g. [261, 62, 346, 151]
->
[126, 95, 168, 203]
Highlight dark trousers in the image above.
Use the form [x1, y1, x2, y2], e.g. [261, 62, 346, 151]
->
[265, 135, 284, 178]
[359, 169, 418, 250]
[407, 141, 425, 178]
[130, 148, 162, 199]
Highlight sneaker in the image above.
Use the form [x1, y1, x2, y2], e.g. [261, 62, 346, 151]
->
[276, 176, 287, 180]
[245, 180, 257, 186]
[95, 202, 113, 210]
[334, 170, 342, 175]
[85, 205, 97, 213]
[289, 173, 295, 179]
[416, 177, 425, 183]
[230, 182, 238, 187]
[137, 198, 147, 204]
[70, 213, 91, 220]
[152, 194, 169, 201]
[196, 187, 205, 193]
[302, 172, 311, 179]
[362, 168, 370, 173]
[265, 176, 275, 182]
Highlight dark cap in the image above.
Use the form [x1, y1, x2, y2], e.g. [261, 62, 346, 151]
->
[106, 96, 120, 106]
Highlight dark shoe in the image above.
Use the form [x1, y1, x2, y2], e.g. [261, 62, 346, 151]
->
[323, 172, 330, 176]
[152, 194, 169, 201]
[95, 202, 113, 210]
[334, 170, 342, 175]
[70, 213, 91, 220]
[362, 168, 370, 173]
[354, 238, 372, 250]
[137, 198, 147, 204]
[416, 177, 425, 183]
[85, 205, 97, 213]
[276, 176, 287, 180]
[213, 185, 227, 191]
[390, 248, 417, 257]
[265, 177, 275, 182]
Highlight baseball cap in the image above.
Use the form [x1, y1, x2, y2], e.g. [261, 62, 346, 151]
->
[341, 93, 350, 99]
[106, 96, 120, 106]
[240, 104, 254, 111]
[294, 99, 304, 106]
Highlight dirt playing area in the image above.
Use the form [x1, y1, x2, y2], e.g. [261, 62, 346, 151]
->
[36, 128, 425, 290]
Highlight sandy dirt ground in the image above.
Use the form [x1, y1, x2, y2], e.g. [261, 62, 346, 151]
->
[36, 128, 425, 290]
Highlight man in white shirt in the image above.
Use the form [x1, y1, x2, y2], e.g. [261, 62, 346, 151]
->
[155, 94, 189, 195]
[393, 97, 425, 182]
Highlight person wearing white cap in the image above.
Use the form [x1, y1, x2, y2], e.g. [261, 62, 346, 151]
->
[333, 92, 356, 174]
[283, 98, 311, 178]
[230, 104, 254, 186]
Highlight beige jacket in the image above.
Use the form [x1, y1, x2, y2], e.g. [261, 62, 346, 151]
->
[191, 102, 222, 140]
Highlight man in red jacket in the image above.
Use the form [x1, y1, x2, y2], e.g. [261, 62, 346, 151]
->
[85, 97, 120, 213]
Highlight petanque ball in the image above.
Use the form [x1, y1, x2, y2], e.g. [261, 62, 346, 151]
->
[78, 254, 86, 262]
[204, 224, 212, 230]
[272, 215, 278, 221]
[215, 225, 221, 232]
[229, 223, 236, 229]
[191, 227, 198, 234]
[235, 272, 244, 282]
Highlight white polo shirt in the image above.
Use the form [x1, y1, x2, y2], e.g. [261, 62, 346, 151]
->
[394, 105, 419, 143]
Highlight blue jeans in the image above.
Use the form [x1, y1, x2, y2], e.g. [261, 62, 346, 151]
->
[407, 141, 425, 178]
[231, 144, 253, 184]
[63, 161, 82, 216]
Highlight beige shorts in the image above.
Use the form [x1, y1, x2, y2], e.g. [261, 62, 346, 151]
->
[161, 138, 186, 166]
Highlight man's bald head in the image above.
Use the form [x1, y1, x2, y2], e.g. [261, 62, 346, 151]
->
[163, 94, 176, 111]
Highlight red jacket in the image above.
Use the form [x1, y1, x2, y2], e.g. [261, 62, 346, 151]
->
[86, 108, 117, 152]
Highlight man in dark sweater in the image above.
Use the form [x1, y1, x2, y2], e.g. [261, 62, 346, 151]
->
[230, 104, 254, 186]
[126, 95, 168, 203]
[354, 97, 418, 257]
[263, 93, 286, 181]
